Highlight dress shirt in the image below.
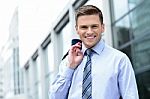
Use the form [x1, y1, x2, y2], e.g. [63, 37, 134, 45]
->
[49, 39, 139, 99]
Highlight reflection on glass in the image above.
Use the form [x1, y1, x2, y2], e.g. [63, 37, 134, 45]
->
[132, 35, 150, 69]
[137, 70, 150, 99]
[113, 0, 129, 20]
[120, 45, 132, 62]
[128, 0, 143, 9]
[130, 0, 150, 39]
[113, 0, 144, 21]
[113, 15, 130, 48]
[111, 0, 150, 99]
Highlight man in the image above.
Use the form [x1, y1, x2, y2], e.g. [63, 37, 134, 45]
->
[49, 5, 139, 99]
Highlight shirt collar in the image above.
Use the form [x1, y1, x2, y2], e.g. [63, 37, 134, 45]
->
[82, 39, 105, 55]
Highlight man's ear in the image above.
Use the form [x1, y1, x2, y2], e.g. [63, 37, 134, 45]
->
[102, 24, 105, 33]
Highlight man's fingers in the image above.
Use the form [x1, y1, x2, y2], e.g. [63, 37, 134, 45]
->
[70, 42, 82, 53]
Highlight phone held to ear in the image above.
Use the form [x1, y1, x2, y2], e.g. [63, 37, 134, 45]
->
[71, 39, 82, 50]
[62, 39, 82, 60]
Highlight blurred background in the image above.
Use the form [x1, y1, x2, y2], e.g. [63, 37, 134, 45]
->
[0, 0, 149, 99]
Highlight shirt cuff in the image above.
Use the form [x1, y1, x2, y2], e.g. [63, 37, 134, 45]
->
[61, 66, 75, 80]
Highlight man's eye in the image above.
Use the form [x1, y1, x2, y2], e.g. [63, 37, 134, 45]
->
[92, 25, 98, 28]
[81, 26, 88, 29]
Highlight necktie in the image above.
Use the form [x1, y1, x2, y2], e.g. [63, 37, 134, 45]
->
[82, 49, 92, 99]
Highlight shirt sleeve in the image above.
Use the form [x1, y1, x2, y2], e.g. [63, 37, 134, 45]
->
[118, 54, 139, 99]
[49, 59, 75, 99]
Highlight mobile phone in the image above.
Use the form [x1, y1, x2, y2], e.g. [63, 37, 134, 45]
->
[71, 39, 82, 50]
[62, 39, 82, 60]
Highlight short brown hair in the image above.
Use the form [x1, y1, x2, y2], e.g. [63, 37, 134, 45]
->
[75, 5, 103, 25]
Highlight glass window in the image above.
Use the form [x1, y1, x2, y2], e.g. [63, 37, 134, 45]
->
[137, 70, 150, 99]
[112, 0, 129, 20]
[112, 0, 144, 21]
[128, 0, 144, 9]
[111, 0, 150, 99]
[130, 0, 150, 39]
[132, 35, 150, 69]
[112, 15, 131, 48]
[120, 45, 132, 62]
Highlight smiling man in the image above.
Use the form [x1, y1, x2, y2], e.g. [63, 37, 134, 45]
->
[49, 5, 139, 99]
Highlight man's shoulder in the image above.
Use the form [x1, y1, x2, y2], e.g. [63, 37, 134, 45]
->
[104, 44, 127, 58]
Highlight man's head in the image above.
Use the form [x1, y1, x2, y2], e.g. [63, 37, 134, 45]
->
[75, 5, 105, 48]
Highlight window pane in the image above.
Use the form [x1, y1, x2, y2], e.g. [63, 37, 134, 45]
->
[112, 0, 129, 20]
[137, 70, 150, 99]
[128, 0, 144, 9]
[112, 15, 131, 48]
[130, 0, 150, 39]
[132, 35, 150, 69]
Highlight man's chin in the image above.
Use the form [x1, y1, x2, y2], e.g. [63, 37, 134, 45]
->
[85, 43, 95, 48]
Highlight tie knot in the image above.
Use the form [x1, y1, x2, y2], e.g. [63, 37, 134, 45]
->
[86, 49, 92, 56]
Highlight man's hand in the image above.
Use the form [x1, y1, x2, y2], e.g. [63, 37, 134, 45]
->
[67, 42, 83, 69]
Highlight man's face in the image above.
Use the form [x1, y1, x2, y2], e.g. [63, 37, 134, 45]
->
[76, 15, 104, 48]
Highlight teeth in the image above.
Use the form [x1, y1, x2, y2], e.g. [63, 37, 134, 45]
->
[87, 37, 94, 38]
[86, 36, 95, 38]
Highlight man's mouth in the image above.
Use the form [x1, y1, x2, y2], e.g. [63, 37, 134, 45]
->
[85, 35, 96, 39]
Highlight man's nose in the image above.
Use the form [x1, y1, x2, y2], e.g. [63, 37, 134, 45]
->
[87, 27, 93, 33]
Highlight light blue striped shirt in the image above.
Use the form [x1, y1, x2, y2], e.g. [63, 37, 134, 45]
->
[49, 39, 139, 99]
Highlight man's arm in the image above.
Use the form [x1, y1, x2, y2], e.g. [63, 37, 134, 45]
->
[49, 59, 74, 99]
[49, 42, 83, 99]
[118, 54, 139, 99]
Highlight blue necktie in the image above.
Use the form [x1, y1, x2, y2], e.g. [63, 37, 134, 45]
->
[82, 49, 92, 99]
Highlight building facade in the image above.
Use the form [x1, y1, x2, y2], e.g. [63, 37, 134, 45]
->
[0, 7, 24, 99]
[110, 0, 150, 98]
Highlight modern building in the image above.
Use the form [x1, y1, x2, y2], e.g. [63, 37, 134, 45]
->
[0, 7, 25, 99]
[0, 0, 149, 99]
[110, 0, 150, 98]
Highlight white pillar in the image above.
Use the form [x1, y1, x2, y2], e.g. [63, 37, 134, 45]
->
[51, 30, 63, 75]
[38, 47, 49, 99]
[102, 0, 113, 46]
[23, 68, 28, 98]
[28, 59, 37, 99]
[69, 5, 79, 39]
